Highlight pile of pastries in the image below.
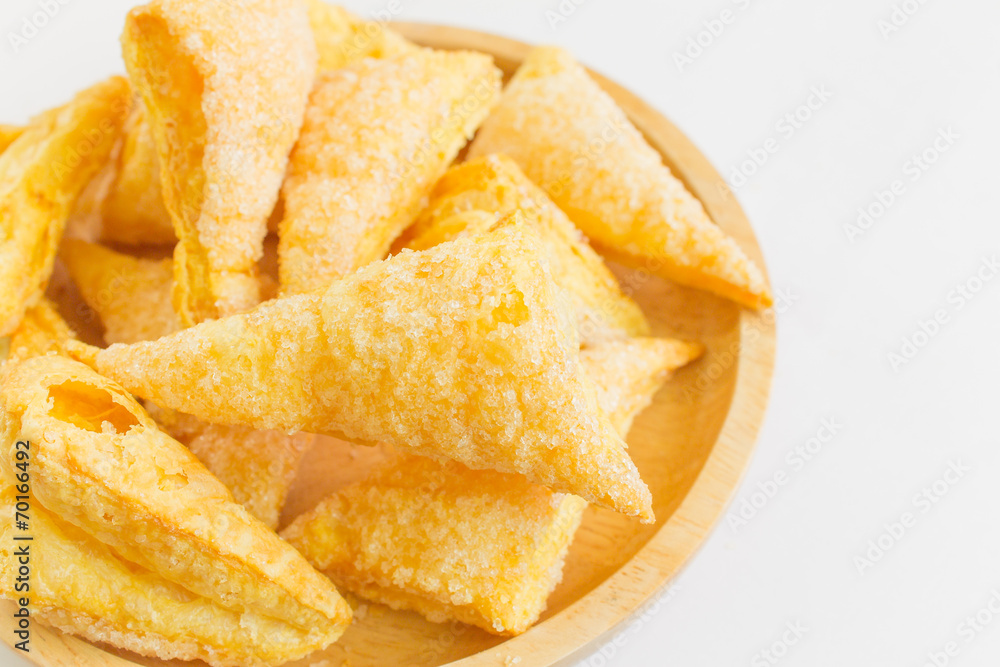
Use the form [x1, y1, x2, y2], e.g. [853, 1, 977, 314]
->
[0, 1, 770, 665]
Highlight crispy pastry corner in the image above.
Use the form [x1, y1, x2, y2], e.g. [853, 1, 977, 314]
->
[122, 0, 317, 323]
[0, 76, 130, 336]
[0, 355, 351, 665]
[468, 46, 772, 309]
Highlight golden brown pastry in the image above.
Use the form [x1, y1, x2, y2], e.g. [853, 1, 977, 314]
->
[60, 239, 180, 345]
[278, 49, 501, 294]
[283, 454, 588, 636]
[304, 0, 416, 70]
[0, 76, 130, 336]
[70, 217, 654, 521]
[0, 124, 23, 153]
[0, 478, 331, 667]
[121, 0, 317, 323]
[99, 104, 176, 246]
[468, 46, 772, 309]
[2, 300, 76, 367]
[98, 3, 414, 248]
[408, 154, 650, 344]
[583, 336, 704, 433]
[281, 336, 701, 635]
[60, 239, 309, 528]
[0, 355, 351, 665]
[167, 419, 314, 531]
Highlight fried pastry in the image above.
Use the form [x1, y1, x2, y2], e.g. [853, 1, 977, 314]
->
[0, 355, 351, 662]
[278, 49, 501, 294]
[2, 299, 76, 367]
[0, 477, 335, 667]
[121, 0, 317, 323]
[59, 239, 309, 528]
[167, 419, 314, 531]
[409, 154, 649, 344]
[304, 0, 416, 70]
[0, 124, 22, 153]
[583, 336, 703, 434]
[0, 76, 130, 336]
[99, 3, 414, 249]
[60, 239, 180, 344]
[468, 46, 772, 309]
[70, 218, 654, 521]
[283, 454, 587, 636]
[281, 335, 699, 634]
[100, 104, 176, 246]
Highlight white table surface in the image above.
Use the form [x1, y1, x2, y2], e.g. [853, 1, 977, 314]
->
[2, 1, 999, 666]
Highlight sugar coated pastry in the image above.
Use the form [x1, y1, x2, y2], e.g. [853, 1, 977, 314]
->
[99, 103, 176, 246]
[2, 300, 76, 367]
[70, 217, 654, 521]
[102, 2, 415, 248]
[60, 239, 181, 344]
[166, 418, 314, 531]
[0, 76, 130, 336]
[582, 336, 704, 434]
[304, 0, 416, 70]
[121, 0, 317, 323]
[468, 46, 772, 309]
[0, 477, 329, 667]
[0, 124, 23, 153]
[409, 154, 650, 344]
[278, 49, 501, 294]
[284, 454, 588, 636]
[60, 239, 310, 528]
[281, 334, 700, 634]
[0, 355, 352, 665]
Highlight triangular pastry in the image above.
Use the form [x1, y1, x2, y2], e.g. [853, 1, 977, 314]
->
[2, 300, 76, 367]
[0, 480, 331, 667]
[159, 412, 314, 531]
[121, 0, 317, 323]
[278, 49, 501, 294]
[0, 125, 23, 153]
[584, 336, 703, 434]
[0, 355, 351, 664]
[0, 76, 130, 336]
[99, 104, 176, 246]
[408, 154, 650, 344]
[60, 239, 180, 344]
[468, 46, 772, 309]
[101, 3, 414, 247]
[70, 219, 653, 520]
[281, 335, 700, 634]
[60, 239, 310, 528]
[304, 0, 416, 70]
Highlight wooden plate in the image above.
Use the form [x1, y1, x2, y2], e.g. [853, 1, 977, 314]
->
[2, 23, 775, 667]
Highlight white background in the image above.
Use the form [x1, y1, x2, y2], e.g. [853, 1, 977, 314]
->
[2, 1, 1000, 666]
